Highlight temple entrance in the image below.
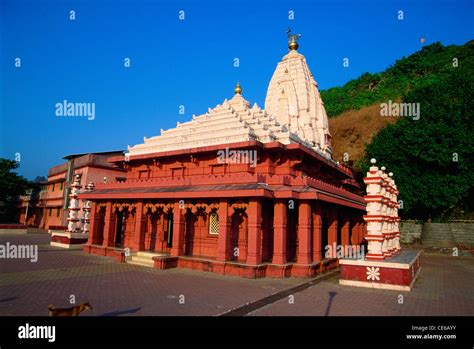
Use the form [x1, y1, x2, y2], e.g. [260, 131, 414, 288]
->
[115, 211, 124, 247]
[147, 212, 159, 252]
[144, 208, 173, 253]
[145, 213, 161, 252]
[230, 209, 247, 262]
[185, 209, 208, 257]
[185, 210, 196, 256]
[166, 212, 173, 248]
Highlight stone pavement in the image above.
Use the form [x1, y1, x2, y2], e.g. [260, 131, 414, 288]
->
[1, 233, 473, 316]
[249, 252, 474, 316]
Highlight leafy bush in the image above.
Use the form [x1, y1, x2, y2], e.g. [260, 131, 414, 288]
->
[361, 69, 474, 220]
[321, 41, 474, 117]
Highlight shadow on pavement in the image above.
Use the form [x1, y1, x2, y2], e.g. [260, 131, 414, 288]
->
[99, 307, 142, 316]
[325, 291, 337, 316]
[0, 297, 17, 303]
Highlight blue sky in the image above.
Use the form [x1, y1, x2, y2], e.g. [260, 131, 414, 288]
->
[1, 0, 473, 179]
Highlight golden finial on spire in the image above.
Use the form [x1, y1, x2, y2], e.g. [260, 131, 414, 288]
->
[287, 27, 301, 51]
[234, 81, 242, 95]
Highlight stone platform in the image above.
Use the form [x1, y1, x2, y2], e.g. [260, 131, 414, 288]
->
[339, 250, 421, 291]
[50, 231, 88, 249]
[0, 224, 28, 235]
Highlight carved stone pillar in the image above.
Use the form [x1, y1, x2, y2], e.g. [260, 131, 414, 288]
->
[102, 202, 115, 247]
[341, 216, 350, 247]
[297, 200, 312, 264]
[133, 201, 145, 251]
[312, 202, 323, 263]
[273, 200, 287, 264]
[247, 199, 262, 265]
[171, 201, 185, 257]
[66, 174, 82, 233]
[217, 201, 231, 261]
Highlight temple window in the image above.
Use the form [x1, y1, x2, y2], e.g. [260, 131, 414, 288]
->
[210, 164, 225, 175]
[138, 170, 150, 179]
[171, 167, 184, 178]
[209, 212, 219, 235]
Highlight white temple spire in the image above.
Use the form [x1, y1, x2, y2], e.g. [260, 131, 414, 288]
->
[264, 31, 333, 158]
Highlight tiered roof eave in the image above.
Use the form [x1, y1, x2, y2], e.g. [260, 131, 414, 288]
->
[127, 92, 293, 156]
[127, 91, 332, 161]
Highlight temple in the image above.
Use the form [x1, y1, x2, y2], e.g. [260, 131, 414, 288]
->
[79, 33, 367, 278]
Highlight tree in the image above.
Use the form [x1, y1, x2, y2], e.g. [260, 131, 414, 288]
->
[34, 176, 47, 183]
[363, 69, 474, 221]
[0, 158, 29, 222]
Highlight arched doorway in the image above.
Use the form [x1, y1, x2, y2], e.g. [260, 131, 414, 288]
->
[115, 211, 124, 247]
[165, 211, 173, 248]
[185, 208, 208, 257]
[230, 208, 247, 262]
[143, 206, 173, 253]
[146, 210, 160, 251]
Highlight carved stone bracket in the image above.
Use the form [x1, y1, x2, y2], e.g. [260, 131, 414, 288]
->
[144, 202, 172, 214]
[231, 200, 248, 211]
[113, 202, 136, 213]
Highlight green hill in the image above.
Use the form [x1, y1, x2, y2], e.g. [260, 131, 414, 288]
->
[321, 40, 474, 117]
[322, 40, 474, 221]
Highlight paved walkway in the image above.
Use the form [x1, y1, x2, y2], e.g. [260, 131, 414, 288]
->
[250, 252, 474, 316]
[1, 233, 473, 316]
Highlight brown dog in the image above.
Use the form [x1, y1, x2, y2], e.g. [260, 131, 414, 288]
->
[48, 302, 93, 316]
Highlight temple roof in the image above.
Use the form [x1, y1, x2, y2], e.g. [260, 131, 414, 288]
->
[264, 49, 332, 158]
[128, 36, 333, 159]
[128, 89, 301, 157]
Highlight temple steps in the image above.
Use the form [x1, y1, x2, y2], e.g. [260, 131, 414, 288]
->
[127, 258, 155, 268]
[127, 251, 168, 268]
[137, 251, 168, 258]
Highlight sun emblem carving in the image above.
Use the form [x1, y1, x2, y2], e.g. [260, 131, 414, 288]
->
[366, 266, 380, 281]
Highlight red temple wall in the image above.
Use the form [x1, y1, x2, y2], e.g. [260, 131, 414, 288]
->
[81, 141, 367, 277]
[124, 148, 351, 191]
[122, 212, 136, 248]
[230, 211, 248, 262]
[84, 198, 367, 278]
[144, 212, 171, 252]
[184, 211, 218, 258]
